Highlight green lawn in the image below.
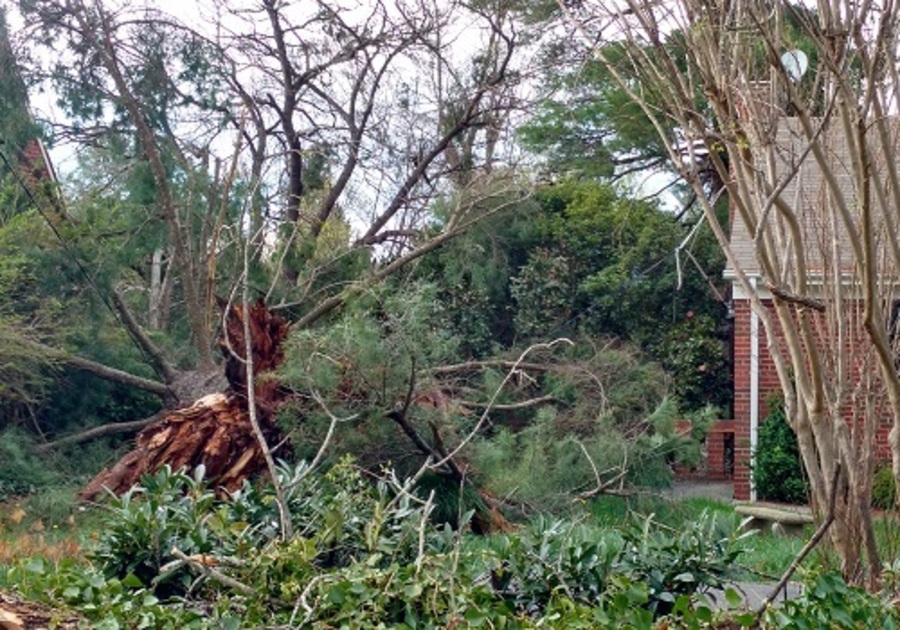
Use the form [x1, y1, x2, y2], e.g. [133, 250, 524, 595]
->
[587, 493, 819, 579]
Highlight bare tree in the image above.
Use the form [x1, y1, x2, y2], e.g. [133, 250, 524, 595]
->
[218, 0, 522, 298]
[12, 0, 527, 453]
[558, 0, 900, 586]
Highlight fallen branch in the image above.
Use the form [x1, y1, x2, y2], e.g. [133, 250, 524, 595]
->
[457, 394, 557, 411]
[573, 441, 629, 502]
[429, 338, 574, 472]
[169, 547, 257, 599]
[235, 249, 292, 540]
[755, 464, 841, 617]
[36, 413, 162, 452]
[428, 360, 552, 376]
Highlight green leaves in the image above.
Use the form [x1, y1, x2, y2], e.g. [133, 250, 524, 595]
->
[617, 510, 747, 617]
[7, 455, 898, 628]
[752, 399, 808, 505]
[765, 571, 900, 630]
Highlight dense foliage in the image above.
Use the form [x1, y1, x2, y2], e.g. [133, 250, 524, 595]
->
[3, 462, 748, 627]
[421, 180, 730, 414]
[752, 399, 807, 505]
[6, 463, 900, 628]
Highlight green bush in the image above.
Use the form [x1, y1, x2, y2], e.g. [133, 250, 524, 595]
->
[764, 571, 900, 629]
[873, 466, 896, 510]
[617, 511, 748, 617]
[481, 510, 747, 620]
[91, 465, 219, 595]
[752, 399, 808, 505]
[0, 429, 62, 499]
[4, 458, 759, 628]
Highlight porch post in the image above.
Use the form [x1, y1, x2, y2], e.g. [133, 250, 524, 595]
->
[749, 276, 760, 501]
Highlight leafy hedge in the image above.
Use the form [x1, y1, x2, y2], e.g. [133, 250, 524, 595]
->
[752, 399, 808, 505]
[5, 461, 747, 628]
[5, 461, 900, 628]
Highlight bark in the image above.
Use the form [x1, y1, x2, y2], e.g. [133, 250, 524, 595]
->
[148, 248, 166, 329]
[36, 414, 160, 453]
[79, 301, 290, 501]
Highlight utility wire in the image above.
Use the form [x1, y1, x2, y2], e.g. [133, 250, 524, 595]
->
[0, 142, 177, 398]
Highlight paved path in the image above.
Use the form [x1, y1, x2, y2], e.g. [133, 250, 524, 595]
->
[667, 482, 805, 610]
[665, 480, 734, 502]
[707, 581, 803, 611]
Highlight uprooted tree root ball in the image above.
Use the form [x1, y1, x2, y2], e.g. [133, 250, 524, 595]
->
[79, 301, 289, 501]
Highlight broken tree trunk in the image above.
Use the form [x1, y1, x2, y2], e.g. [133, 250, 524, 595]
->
[79, 301, 289, 501]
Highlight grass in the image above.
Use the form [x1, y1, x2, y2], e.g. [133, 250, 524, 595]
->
[587, 493, 819, 580]
[0, 483, 102, 582]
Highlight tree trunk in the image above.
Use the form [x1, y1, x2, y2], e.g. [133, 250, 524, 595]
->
[80, 301, 290, 500]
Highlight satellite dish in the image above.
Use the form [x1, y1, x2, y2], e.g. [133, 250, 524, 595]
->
[781, 50, 809, 82]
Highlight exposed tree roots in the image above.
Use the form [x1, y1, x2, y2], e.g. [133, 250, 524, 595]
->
[79, 301, 289, 501]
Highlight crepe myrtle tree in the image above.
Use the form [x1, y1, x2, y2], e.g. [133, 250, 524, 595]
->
[555, 0, 900, 587]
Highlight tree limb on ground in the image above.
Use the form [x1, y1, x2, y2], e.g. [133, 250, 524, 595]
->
[35, 413, 162, 453]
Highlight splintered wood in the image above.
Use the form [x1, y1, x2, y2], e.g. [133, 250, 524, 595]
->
[0, 591, 80, 630]
[79, 301, 289, 500]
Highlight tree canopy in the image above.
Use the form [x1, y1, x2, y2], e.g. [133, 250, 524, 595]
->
[0, 0, 729, 520]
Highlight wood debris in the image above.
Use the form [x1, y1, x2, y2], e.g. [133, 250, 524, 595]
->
[79, 301, 289, 500]
[0, 591, 80, 630]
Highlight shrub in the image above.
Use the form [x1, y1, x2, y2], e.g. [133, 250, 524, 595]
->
[90, 465, 218, 595]
[752, 398, 808, 504]
[0, 429, 62, 499]
[481, 510, 747, 620]
[764, 571, 900, 629]
[7, 458, 754, 628]
[873, 466, 896, 510]
[617, 511, 748, 617]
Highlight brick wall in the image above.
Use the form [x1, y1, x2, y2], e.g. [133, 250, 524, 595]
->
[732, 297, 894, 500]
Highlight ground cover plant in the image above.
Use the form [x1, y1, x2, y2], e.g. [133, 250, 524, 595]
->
[4, 462, 900, 628]
[589, 495, 814, 580]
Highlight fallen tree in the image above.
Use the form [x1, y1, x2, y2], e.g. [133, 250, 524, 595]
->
[79, 301, 289, 501]
[76, 299, 514, 534]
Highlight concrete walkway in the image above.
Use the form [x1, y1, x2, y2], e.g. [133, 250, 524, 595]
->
[666, 481, 806, 611]
[707, 581, 804, 611]
[665, 480, 735, 502]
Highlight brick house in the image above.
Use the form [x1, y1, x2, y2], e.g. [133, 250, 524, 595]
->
[719, 116, 897, 501]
